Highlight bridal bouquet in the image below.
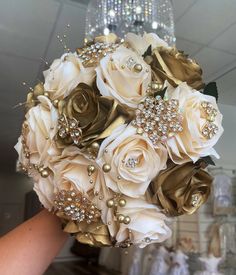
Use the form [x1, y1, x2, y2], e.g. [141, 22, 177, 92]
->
[15, 33, 223, 248]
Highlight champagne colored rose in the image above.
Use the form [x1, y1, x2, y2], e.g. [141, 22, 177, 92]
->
[96, 46, 151, 108]
[43, 52, 95, 100]
[125, 32, 168, 55]
[151, 47, 204, 90]
[165, 82, 223, 164]
[14, 96, 62, 210]
[15, 96, 61, 169]
[115, 197, 171, 248]
[53, 146, 98, 193]
[59, 83, 133, 147]
[151, 161, 213, 216]
[97, 125, 168, 198]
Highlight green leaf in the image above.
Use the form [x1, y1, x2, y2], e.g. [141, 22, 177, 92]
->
[201, 156, 216, 166]
[203, 82, 218, 102]
[142, 45, 152, 59]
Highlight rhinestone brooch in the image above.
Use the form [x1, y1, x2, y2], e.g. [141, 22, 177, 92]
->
[201, 101, 219, 139]
[132, 95, 183, 146]
[54, 189, 101, 224]
[58, 115, 82, 145]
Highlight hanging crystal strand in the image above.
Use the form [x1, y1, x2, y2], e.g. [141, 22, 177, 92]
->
[85, 0, 175, 46]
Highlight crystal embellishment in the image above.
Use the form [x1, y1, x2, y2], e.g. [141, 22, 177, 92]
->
[125, 158, 139, 169]
[191, 194, 200, 207]
[132, 95, 183, 146]
[54, 189, 101, 223]
[77, 41, 122, 67]
[58, 115, 82, 145]
[201, 101, 219, 139]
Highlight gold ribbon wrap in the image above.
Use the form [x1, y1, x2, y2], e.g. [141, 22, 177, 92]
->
[151, 47, 204, 90]
[151, 161, 213, 216]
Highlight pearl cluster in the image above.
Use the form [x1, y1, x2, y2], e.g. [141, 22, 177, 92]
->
[54, 189, 101, 223]
[107, 195, 131, 225]
[132, 95, 183, 146]
[58, 115, 82, 145]
[201, 101, 219, 139]
[77, 41, 122, 67]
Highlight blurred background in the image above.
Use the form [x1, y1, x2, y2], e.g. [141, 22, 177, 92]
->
[0, 0, 236, 274]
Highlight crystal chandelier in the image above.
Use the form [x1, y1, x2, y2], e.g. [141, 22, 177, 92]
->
[85, 0, 175, 46]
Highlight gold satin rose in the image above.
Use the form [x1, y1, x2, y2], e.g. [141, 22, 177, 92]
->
[59, 83, 132, 147]
[151, 161, 213, 216]
[151, 47, 204, 90]
[59, 219, 112, 247]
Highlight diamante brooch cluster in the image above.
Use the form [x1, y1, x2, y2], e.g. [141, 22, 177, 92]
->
[54, 189, 101, 223]
[77, 41, 122, 67]
[132, 95, 183, 146]
[201, 101, 219, 139]
[58, 115, 82, 145]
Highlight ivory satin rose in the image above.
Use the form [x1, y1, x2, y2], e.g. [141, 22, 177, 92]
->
[125, 32, 169, 55]
[164, 82, 224, 164]
[14, 96, 62, 210]
[15, 96, 61, 169]
[53, 146, 98, 193]
[43, 52, 95, 100]
[97, 125, 168, 198]
[115, 198, 171, 248]
[96, 46, 151, 108]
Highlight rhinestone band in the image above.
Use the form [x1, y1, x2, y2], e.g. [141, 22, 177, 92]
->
[54, 189, 101, 223]
[132, 95, 183, 146]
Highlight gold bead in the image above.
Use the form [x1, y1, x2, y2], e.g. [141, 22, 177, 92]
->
[118, 214, 125, 223]
[102, 163, 111, 173]
[133, 63, 143, 73]
[123, 216, 131, 225]
[25, 153, 30, 159]
[106, 199, 114, 208]
[118, 199, 126, 207]
[151, 82, 163, 91]
[44, 92, 49, 97]
[41, 170, 49, 178]
[91, 142, 100, 151]
[38, 167, 44, 172]
[121, 65, 125, 69]
[87, 165, 96, 174]
[53, 99, 59, 107]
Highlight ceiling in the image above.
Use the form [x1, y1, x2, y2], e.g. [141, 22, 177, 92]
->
[0, 0, 235, 173]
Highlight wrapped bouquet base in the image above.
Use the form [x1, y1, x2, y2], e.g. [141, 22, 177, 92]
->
[15, 33, 223, 248]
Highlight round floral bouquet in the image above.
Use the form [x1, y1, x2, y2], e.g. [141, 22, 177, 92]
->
[15, 33, 223, 248]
